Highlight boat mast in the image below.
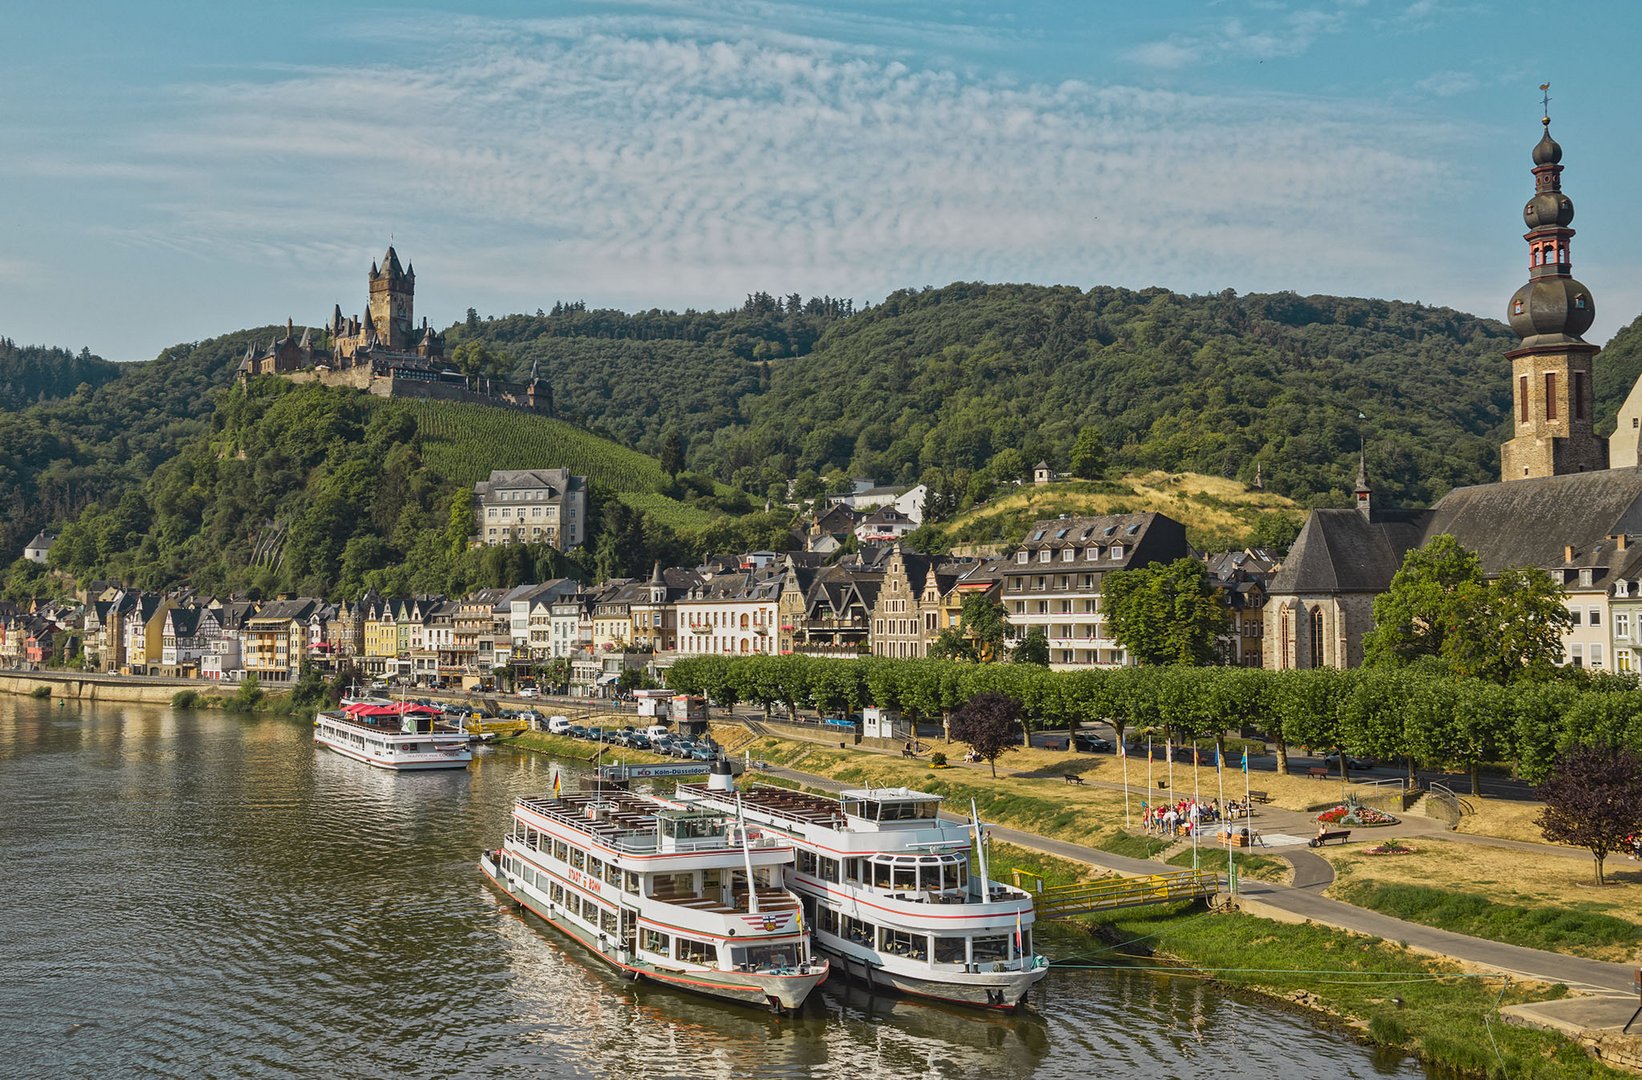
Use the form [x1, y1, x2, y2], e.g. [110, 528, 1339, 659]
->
[735, 793, 760, 914]
[970, 799, 990, 901]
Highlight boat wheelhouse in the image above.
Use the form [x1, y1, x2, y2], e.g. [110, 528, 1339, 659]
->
[480, 779, 828, 1012]
[677, 775, 1046, 1009]
[313, 702, 472, 771]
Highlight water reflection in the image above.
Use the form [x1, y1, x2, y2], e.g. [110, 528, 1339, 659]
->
[0, 697, 1429, 1079]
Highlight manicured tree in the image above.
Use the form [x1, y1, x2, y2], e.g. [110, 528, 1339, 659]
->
[1448, 678, 1513, 796]
[950, 691, 1023, 778]
[1340, 668, 1409, 780]
[1536, 744, 1642, 885]
[1510, 680, 1579, 785]
[739, 657, 783, 720]
[808, 658, 865, 717]
[927, 627, 977, 662]
[1272, 668, 1348, 777]
[861, 656, 901, 714]
[1363, 534, 1484, 668]
[1064, 667, 1115, 748]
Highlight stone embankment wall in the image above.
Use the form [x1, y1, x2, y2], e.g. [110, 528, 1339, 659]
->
[283, 366, 546, 413]
[0, 672, 199, 705]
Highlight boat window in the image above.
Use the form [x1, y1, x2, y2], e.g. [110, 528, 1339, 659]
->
[587, 856, 603, 879]
[972, 936, 1009, 964]
[841, 799, 864, 818]
[878, 928, 928, 961]
[871, 861, 893, 890]
[624, 871, 641, 893]
[730, 944, 797, 971]
[844, 859, 864, 884]
[916, 801, 939, 820]
[642, 929, 670, 955]
[839, 915, 875, 946]
[950, 858, 968, 892]
[891, 864, 917, 891]
[550, 883, 564, 904]
[1020, 928, 1033, 959]
[934, 936, 967, 964]
[815, 903, 839, 935]
[818, 856, 840, 883]
[569, 849, 585, 870]
[797, 850, 818, 876]
[553, 839, 568, 862]
[600, 908, 618, 934]
[604, 862, 621, 886]
[674, 938, 716, 965]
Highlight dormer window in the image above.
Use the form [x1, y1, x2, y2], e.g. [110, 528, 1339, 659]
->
[1579, 568, 1593, 588]
[1061, 548, 1074, 562]
[1016, 551, 1029, 564]
[1110, 544, 1124, 560]
[1086, 547, 1099, 560]
[1617, 580, 1630, 598]
[1038, 550, 1052, 563]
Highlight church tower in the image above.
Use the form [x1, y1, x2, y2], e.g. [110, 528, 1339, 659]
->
[367, 245, 415, 350]
[1500, 102, 1604, 481]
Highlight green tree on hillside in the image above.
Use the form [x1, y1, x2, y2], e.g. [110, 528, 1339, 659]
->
[1103, 558, 1228, 666]
[1069, 429, 1107, 479]
[661, 429, 686, 478]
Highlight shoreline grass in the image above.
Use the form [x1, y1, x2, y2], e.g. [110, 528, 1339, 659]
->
[1089, 904, 1627, 1080]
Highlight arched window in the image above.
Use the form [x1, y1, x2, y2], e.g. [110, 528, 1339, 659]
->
[1308, 607, 1326, 669]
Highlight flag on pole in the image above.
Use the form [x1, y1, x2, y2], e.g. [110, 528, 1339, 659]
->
[1166, 741, 1173, 764]
[553, 768, 562, 798]
[1242, 749, 1249, 773]
[1014, 908, 1023, 952]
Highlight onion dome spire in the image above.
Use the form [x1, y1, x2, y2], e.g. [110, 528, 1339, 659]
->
[1508, 90, 1594, 347]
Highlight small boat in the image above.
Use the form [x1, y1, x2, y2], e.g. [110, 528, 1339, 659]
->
[313, 702, 473, 770]
[481, 768, 828, 1012]
[677, 765, 1047, 1010]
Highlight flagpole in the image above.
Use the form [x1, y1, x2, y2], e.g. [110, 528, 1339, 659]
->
[1146, 737, 1154, 830]
[1216, 746, 1228, 887]
[1191, 744, 1200, 870]
[1120, 739, 1131, 829]
[1166, 738, 1175, 806]
[1239, 750, 1251, 902]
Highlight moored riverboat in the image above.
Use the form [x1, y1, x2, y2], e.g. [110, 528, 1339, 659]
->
[677, 766, 1046, 1009]
[480, 772, 827, 1012]
[313, 702, 472, 770]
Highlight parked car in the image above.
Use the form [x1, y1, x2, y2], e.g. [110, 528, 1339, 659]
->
[546, 715, 572, 734]
[565, 725, 589, 740]
[1322, 753, 1376, 770]
[517, 687, 541, 699]
[687, 745, 717, 761]
[1072, 734, 1115, 753]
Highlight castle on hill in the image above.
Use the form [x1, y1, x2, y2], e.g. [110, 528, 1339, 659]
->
[238, 245, 550, 413]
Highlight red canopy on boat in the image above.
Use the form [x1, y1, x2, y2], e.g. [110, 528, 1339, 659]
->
[342, 702, 442, 717]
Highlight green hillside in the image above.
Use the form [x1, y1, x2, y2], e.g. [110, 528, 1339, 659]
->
[1595, 313, 1642, 437]
[382, 399, 717, 532]
[459, 284, 1624, 514]
[45, 378, 743, 598]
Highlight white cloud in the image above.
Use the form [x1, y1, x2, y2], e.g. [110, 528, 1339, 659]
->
[59, 10, 1467, 329]
[1127, 5, 1351, 70]
[1416, 70, 1480, 97]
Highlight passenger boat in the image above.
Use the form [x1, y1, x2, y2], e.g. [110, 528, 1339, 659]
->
[480, 770, 828, 1012]
[313, 702, 473, 770]
[677, 765, 1047, 1009]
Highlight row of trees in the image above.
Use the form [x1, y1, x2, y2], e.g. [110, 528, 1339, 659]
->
[665, 654, 1642, 792]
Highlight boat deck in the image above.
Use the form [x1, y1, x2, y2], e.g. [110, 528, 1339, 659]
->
[678, 783, 847, 829]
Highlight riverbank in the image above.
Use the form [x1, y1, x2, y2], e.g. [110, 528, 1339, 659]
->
[0, 671, 201, 705]
[1008, 844, 1633, 1079]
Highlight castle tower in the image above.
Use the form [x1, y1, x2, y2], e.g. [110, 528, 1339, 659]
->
[367, 245, 415, 350]
[1500, 102, 1604, 481]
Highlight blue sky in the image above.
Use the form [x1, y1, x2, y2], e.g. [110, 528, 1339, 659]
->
[3, 0, 1639, 361]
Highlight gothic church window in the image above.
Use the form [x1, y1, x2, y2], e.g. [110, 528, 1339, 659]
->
[1308, 607, 1325, 669]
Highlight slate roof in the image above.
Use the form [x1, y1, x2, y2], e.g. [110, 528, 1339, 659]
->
[1423, 469, 1642, 573]
[1268, 509, 1430, 594]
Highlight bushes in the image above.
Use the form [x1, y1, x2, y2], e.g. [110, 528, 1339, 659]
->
[30, 685, 51, 699]
[171, 689, 202, 709]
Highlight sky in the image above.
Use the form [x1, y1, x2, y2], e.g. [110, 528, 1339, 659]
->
[2, 0, 1640, 362]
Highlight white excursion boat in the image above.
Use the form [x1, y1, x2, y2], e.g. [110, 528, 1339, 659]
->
[481, 771, 828, 1013]
[677, 765, 1047, 1010]
[313, 702, 473, 771]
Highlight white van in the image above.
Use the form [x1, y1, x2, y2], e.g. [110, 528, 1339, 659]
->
[643, 724, 672, 741]
[547, 715, 573, 735]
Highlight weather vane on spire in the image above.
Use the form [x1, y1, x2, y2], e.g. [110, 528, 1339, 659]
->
[1539, 82, 1551, 125]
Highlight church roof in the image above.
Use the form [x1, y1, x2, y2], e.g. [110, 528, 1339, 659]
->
[1424, 469, 1642, 573]
[1268, 509, 1429, 594]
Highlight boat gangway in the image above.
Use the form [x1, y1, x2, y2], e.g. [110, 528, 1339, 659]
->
[1010, 867, 1217, 919]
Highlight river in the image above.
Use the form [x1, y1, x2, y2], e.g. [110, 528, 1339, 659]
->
[0, 698, 1430, 1078]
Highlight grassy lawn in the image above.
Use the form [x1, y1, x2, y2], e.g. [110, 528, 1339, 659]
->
[1165, 846, 1288, 883]
[1451, 796, 1554, 844]
[1320, 839, 1642, 963]
[1092, 904, 1630, 1080]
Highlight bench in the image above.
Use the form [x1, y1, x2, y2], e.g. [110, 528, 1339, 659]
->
[1309, 829, 1351, 848]
[1307, 766, 1330, 779]
[1246, 790, 1271, 804]
[1063, 773, 1085, 786]
[1044, 738, 1066, 751]
[1157, 779, 1169, 789]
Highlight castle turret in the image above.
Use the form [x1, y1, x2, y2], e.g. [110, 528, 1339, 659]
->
[1500, 96, 1605, 481]
[368, 244, 414, 349]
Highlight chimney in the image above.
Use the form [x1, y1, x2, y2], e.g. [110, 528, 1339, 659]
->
[1564, 545, 1576, 563]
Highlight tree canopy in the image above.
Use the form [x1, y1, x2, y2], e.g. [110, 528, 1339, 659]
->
[1535, 744, 1642, 885]
[949, 691, 1022, 778]
[1103, 557, 1229, 666]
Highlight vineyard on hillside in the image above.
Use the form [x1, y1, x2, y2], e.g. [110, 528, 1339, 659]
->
[379, 398, 719, 532]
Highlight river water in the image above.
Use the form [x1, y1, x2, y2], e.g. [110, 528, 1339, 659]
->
[0, 698, 1429, 1079]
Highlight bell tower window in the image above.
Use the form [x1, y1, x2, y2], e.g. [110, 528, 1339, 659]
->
[1545, 372, 1558, 421]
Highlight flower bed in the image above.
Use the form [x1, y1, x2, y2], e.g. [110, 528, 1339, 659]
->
[1364, 840, 1416, 855]
[1316, 802, 1399, 827]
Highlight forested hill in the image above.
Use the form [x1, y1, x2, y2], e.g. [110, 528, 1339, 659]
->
[0, 327, 278, 560]
[455, 284, 1617, 512]
[1596, 312, 1642, 436]
[0, 339, 121, 404]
